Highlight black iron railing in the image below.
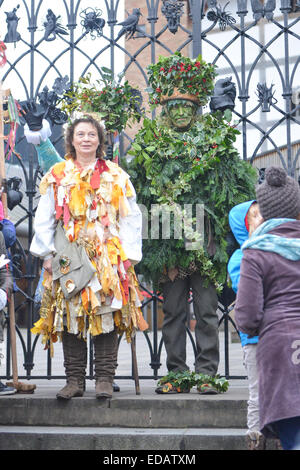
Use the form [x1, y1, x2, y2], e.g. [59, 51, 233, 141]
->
[0, 0, 299, 381]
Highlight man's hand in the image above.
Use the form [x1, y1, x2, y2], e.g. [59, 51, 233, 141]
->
[43, 257, 53, 275]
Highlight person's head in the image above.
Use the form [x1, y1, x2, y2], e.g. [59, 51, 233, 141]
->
[247, 201, 263, 236]
[164, 99, 198, 131]
[65, 115, 105, 160]
[256, 166, 300, 221]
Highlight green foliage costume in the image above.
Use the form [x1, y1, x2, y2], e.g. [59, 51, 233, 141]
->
[126, 53, 256, 291]
[125, 53, 256, 392]
[127, 111, 256, 290]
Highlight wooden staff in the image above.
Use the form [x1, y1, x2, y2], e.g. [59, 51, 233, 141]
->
[131, 335, 140, 395]
[0, 82, 35, 393]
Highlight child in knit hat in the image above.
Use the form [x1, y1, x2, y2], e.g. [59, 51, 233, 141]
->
[228, 200, 264, 450]
[235, 166, 300, 450]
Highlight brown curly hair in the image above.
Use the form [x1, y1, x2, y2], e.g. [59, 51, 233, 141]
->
[64, 115, 106, 159]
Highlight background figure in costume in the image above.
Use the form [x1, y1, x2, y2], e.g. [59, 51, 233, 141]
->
[23, 111, 147, 400]
[0, 230, 14, 395]
[235, 166, 300, 450]
[228, 200, 264, 449]
[127, 53, 257, 394]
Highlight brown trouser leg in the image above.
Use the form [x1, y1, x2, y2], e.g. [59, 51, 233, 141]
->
[190, 273, 219, 376]
[162, 274, 219, 375]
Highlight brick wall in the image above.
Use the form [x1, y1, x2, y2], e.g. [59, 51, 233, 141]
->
[122, 0, 192, 145]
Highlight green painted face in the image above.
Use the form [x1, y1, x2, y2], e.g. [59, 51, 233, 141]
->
[165, 99, 197, 130]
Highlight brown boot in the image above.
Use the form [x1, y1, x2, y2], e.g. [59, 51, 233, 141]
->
[56, 377, 85, 400]
[93, 329, 118, 399]
[56, 330, 87, 400]
[95, 377, 113, 398]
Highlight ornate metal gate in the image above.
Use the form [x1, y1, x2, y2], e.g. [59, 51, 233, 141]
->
[0, 0, 299, 381]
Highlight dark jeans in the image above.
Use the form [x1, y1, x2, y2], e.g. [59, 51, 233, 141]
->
[276, 416, 300, 450]
[161, 273, 219, 375]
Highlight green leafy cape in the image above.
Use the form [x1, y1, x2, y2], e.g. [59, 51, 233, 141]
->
[124, 111, 256, 290]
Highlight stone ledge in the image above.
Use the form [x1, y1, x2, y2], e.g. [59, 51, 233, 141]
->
[0, 426, 280, 451]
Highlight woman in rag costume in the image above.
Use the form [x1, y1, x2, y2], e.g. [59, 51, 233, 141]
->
[24, 113, 147, 400]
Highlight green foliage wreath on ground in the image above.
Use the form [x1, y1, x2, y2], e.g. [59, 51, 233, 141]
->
[124, 109, 257, 291]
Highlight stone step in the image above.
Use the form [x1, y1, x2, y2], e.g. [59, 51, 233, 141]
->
[0, 426, 249, 450]
[0, 426, 280, 451]
[0, 394, 248, 428]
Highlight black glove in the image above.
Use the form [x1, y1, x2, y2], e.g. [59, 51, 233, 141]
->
[20, 101, 47, 131]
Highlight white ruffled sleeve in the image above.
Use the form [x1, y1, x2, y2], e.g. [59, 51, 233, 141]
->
[118, 179, 142, 265]
[30, 185, 57, 259]
[24, 119, 52, 145]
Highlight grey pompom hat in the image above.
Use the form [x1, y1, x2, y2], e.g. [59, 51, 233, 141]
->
[256, 166, 300, 220]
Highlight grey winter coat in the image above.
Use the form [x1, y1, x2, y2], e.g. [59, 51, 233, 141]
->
[235, 221, 300, 438]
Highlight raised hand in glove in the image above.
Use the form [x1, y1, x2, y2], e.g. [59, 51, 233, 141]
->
[21, 101, 52, 146]
[20, 101, 47, 131]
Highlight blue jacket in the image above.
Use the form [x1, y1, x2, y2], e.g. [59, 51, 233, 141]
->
[228, 200, 259, 347]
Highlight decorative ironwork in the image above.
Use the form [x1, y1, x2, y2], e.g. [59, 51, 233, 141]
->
[258, 167, 266, 184]
[79, 7, 106, 39]
[250, 0, 276, 21]
[209, 76, 236, 113]
[256, 83, 277, 112]
[4, 5, 21, 44]
[43, 9, 68, 42]
[37, 77, 69, 126]
[116, 8, 142, 40]
[161, 0, 184, 34]
[207, 1, 236, 30]
[0, 0, 299, 383]
[6, 177, 23, 210]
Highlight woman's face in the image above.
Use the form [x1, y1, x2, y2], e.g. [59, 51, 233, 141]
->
[72, 122, 100, 158]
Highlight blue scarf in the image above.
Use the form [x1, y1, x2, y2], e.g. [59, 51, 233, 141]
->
[241, 218, 300, 261]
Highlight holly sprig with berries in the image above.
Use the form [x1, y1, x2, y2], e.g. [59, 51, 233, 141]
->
[146, 52, 217, 109]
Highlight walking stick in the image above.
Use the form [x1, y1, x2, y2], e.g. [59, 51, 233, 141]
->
[0, 83, 35, 393]
[131, 335, 140, 395]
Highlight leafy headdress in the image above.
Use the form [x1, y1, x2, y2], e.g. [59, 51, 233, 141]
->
[147, 52, 217, 109]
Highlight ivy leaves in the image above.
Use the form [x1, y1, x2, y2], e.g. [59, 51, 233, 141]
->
[157, 370, 229, 393]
